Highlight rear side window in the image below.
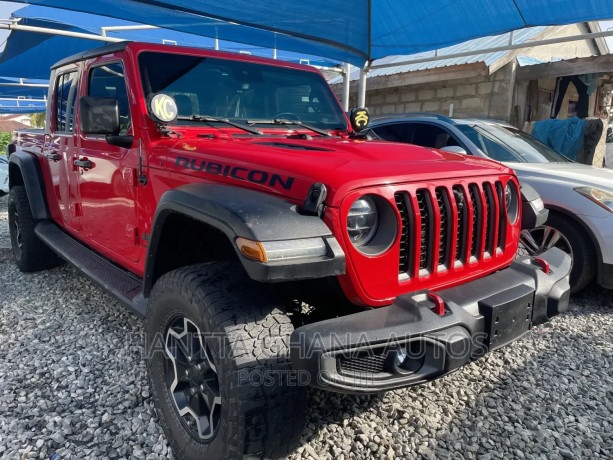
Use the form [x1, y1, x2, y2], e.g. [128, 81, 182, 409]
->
[372, 123, 414, 142]
[54, 71, 79, 133]
[88, 63, 131, 135]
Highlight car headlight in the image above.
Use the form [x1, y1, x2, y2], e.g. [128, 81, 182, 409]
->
[575, 186, 613, 213]
[347, 196, 378, 246]
[505, 181, 520, 225]
[346, 195, 397, 255]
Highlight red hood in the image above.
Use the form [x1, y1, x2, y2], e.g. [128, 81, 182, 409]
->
[149, 131, 514, 207]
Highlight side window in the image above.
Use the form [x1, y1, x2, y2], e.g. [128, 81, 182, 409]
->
[54, 71, 79, 133]
[372, 123, 414, 142]
[411, 123, 455, 149]
[88, 63, 131, 135]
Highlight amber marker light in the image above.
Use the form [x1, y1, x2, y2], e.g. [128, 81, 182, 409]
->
[236, 238, 268, 262]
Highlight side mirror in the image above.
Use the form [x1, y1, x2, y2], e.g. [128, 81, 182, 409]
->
[349, 107, 370, 132]
[440, 146, 468, 155]
[80, 96, 120, 135]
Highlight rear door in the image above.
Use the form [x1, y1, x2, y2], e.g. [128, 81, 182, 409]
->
[77, 59, 140, 264]
[45, 67, 82, 232]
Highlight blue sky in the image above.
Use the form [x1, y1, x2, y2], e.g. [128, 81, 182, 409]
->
[0, 2, 611, 55]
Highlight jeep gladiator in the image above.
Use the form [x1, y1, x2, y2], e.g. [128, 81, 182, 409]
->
[7, 42, 571, 459]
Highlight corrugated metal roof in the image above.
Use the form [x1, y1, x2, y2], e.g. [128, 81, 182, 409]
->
[329, 26, 547, 84]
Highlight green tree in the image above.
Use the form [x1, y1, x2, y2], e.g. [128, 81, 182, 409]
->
[0, 132, 12, 156]
[29, 112, 46, 128]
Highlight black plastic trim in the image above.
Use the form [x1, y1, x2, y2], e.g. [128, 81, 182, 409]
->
[291, 247, 571, 393]
[144, 184, 345, 295]
[8, 149, 50, 220]
[51, 42, 130, 70]
[520, 183, 548, 229]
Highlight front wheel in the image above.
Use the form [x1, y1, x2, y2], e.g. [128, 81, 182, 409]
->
[518, 214, 595, 293]
[145, 262, 308, 459]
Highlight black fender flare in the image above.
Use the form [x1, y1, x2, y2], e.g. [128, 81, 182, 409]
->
[8, 149, 50, 220]
[144, 183, 345, 295]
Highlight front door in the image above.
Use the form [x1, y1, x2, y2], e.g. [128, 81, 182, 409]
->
[77, 60, 140, 264]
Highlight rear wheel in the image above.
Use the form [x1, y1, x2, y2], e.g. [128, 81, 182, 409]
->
[8, 186, 60, 272]
[519, 213, 595, 293]
[145, 262, 308, 459]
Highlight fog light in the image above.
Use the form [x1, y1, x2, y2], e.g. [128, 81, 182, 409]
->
[395, 348, 408, 367]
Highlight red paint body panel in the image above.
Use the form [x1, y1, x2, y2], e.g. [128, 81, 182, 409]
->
[13, 42, 522, 307]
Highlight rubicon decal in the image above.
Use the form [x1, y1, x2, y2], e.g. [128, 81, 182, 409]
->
[175, 156, 295, 190]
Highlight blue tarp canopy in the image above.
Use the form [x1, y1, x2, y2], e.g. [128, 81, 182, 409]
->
[7, 0, 613, 66]
[0, 6, 341, 81]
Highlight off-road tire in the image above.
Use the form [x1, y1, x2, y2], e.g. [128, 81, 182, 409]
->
[8, 186, 61, 272]
[145, 262, 308, 460]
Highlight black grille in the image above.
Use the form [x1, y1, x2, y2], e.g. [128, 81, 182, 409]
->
[395, 193, 411, 274]
[453, 186, 467, 262]
[338, 352, 388, 375]
[483, 182, 496, 254]
[496, 182, 506, 251]
[394, 180, 508, 278]
[468, 184, 481, 259]
[416, 190, 431, 271]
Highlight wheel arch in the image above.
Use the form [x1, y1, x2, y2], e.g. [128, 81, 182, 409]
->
[143, 183, 344, 297]
[8, 149, 50, 220]
[546, 205, 602, 275]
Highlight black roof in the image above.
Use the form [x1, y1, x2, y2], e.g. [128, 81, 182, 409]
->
[51, 42, 130, 70]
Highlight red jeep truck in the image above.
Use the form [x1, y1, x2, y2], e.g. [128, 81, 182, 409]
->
[7, 42, 570, 459]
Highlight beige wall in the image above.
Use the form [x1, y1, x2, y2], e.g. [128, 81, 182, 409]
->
[337, 62, 516, 121]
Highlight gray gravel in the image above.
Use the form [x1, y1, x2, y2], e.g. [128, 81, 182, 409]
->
[0, 194, 612, 459]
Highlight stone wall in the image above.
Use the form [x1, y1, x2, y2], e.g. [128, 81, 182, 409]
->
[337, 62, 516, 122]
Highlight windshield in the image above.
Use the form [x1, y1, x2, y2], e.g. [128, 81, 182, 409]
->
[138, 51, 347, 131]
[456, 123, 571, 163]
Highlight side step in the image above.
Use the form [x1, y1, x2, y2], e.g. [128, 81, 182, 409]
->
[35, 221, 147, 317]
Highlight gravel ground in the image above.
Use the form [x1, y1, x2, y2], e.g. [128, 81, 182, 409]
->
[0, 194, 611, 459]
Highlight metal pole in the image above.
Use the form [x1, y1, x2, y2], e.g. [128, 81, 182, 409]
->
[342, 63, 351, 112]
[0, 82, 48, 88]
[214, 38, 219, 50]
[100, 24, 158, 36]
[0, 23, 124, 42]
[358, 67, 368, 108]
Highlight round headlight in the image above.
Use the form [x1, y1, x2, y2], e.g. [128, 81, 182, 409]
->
[347, 196, 379, 246]
[505, 181, 519, 225]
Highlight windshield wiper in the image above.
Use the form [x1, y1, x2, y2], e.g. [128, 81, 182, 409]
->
[177, 115, 263, 135]
[247, 119, 333, 137]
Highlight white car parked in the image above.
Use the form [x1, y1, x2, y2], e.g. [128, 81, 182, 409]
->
[370, 114, 613, 293]
[0, 156, 9, 196]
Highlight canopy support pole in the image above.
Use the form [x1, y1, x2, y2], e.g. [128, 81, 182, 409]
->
[100, 24, 157, 36]
[358, 66, 368, 108]
[0, 23, 123, 42]
[342, 63, 351, 112]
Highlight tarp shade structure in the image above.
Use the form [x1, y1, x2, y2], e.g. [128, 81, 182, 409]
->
[0, 6, 341, 81]
[7, 0, 613, 66]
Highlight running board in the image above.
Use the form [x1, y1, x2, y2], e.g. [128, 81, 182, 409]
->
[35, 221, 147, 317]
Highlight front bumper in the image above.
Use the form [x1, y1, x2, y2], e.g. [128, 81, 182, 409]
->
[290, 247, 571, 393]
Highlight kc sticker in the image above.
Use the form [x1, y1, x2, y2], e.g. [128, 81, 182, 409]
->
[149, 93, 178, 123]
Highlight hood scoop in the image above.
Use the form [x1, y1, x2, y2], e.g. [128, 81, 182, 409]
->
[253, 141, 334, 152]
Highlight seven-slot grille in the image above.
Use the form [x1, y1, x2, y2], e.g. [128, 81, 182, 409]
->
[394, 181, 507, 277]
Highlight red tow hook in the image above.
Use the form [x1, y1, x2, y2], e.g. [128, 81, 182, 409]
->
[427, 292, 446, 316]
[533, 257, 550, 274]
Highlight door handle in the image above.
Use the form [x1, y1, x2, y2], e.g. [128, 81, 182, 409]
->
[74, 158, 93, 169]
[45, 153, 61, 161]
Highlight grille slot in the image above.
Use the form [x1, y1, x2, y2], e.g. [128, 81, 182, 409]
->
[416, 190, 432, 271]
[495, 182, 506, 250]
[468, 184, 482, 259]
[435, 187, 450, 267]
[395, 180, 507, 278]
[453, 186, 467, 263]
[394, 192, 412, 275]
[483, 182, 496, 255]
